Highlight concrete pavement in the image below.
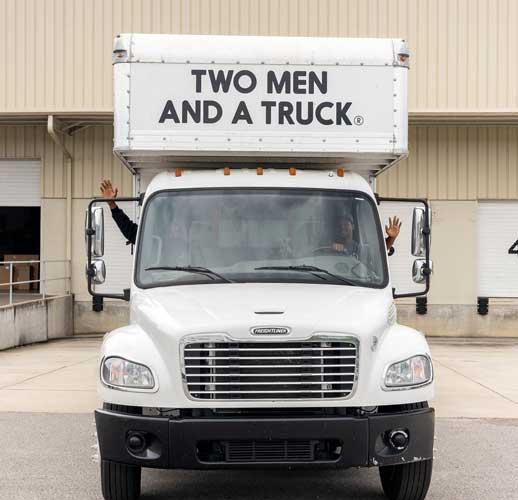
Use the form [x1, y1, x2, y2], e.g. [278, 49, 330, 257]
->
[0, 336, 99, 412]
[1, 336, 517, 417]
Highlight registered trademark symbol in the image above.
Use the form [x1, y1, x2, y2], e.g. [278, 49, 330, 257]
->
[354, 115, 364, 125]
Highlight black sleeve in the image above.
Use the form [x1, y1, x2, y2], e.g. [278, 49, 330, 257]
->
[111, 207, 138, 245]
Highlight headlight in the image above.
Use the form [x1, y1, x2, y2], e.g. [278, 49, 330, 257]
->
[384, 355, 433, 389]
[102, 357, 155, 390]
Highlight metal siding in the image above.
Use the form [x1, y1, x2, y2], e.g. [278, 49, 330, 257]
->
[1, 0, 518, 113]
[377, 125, 518, 200]
[68, 125, 133, 199]
[0, 125, 132, 199]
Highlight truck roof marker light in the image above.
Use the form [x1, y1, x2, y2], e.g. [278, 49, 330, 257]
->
[256, 167, 264, 175]
[224, 167, 231, 176]
[337, 168, 345, 177]
[289, 167, 297, 176]
[175, 168, 182, 177]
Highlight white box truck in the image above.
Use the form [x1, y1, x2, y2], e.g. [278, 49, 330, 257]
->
[87, 34, 434, 500]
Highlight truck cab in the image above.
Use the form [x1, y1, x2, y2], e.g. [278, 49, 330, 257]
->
[87, 34, 434, 500]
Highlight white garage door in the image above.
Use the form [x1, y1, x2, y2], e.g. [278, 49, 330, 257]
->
[0, 160, 41, 206]
[478, 201, 518, 297]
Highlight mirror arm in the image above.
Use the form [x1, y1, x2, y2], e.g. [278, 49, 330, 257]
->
[86, 196, 141, 304]
[86, 264, 96, 278]
[381, 196, 432, 299]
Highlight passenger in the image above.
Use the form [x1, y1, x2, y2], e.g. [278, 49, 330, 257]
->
[332, 214, 401, 255]
[384, 216, 402, 253]
[100, 180, 138, 245]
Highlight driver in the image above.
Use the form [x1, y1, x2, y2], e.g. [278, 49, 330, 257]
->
[332, 214, 361, 257]
[332, 214, 401, 255]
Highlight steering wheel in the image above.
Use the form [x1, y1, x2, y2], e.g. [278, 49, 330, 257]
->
[311, 246, 345, 256]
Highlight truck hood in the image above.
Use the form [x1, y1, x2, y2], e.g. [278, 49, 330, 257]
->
[131, 283, 394, 341]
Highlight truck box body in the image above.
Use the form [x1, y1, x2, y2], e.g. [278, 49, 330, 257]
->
[113, 34, 408, 177]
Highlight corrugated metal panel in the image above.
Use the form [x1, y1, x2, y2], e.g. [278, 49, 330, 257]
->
[1, 0, 518, 113]
[68, 125, 133, 199]
[0, 125, 133, 199]
[377, 125, 518, 200]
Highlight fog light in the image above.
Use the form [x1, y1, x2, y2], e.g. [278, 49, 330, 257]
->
[127, 432, 146, 453]
[388, 429, 409, 451]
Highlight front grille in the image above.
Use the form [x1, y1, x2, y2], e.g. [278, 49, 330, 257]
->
[182, 339, 358, 400]
[225, 440, 315, 462]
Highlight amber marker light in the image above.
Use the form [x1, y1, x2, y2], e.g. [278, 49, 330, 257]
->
[289, 167, 297, 176]
[337, 168, 344, 177]
[175, 168, 182, 177]
[224, 167, 231, 176]
[256, 167, 264, 175]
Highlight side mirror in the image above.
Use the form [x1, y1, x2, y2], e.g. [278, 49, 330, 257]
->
[91, 207, 105, 258]
[413, 258, 433, 284]
[86, 260, 106, 285]
[378, 197, 432, 298]
[411, 207, 426, 257]
[85, 206, 105, 258]
[85, 195, 141, 304]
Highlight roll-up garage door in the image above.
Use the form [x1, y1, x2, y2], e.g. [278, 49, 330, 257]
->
[478, 201, 518, 297]
[0, 160, 41, 206]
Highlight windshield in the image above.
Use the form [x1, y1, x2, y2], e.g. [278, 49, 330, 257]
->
[135, 188, 388, 289]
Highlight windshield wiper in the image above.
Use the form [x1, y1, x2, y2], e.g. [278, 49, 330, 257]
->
[255, 265, 358, 286]
[145, 266, 234, 283]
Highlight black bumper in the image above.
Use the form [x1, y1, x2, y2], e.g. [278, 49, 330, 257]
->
[95, 407, 434, 470]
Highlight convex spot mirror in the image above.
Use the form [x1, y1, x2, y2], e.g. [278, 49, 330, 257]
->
[85, 206, 105, 258]
[86, 259, 106, 285]
[413, 258, 433, 284]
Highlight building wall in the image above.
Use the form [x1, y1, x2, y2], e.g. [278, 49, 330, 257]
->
[1, 0, 517, 114]
[0, 124, 132, 303]
[2, 0, 518, 335]
[377, 125, 518, 200]
[2, 123, 517, 308]
[0, 125, 133, 198]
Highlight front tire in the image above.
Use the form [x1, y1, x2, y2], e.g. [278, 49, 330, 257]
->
[379, 458, 433, 500]
[100, 404, 142, 500]
[379, 402, 433, 500]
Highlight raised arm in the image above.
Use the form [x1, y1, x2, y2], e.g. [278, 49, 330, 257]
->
[385, 216, 401, 251]
[100, 180, 138, 245]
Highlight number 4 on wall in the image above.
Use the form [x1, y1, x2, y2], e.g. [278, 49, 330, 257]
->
[508, 240, 518, 254]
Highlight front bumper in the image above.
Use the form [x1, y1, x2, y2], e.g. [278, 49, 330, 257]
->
[95, 406, 434, 469]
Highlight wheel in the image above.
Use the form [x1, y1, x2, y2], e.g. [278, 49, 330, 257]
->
[100, 404, 143, 500]
[379, 402, 433, 500]
[101, 460, 141, 500]
[379, 458, 433, 500]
